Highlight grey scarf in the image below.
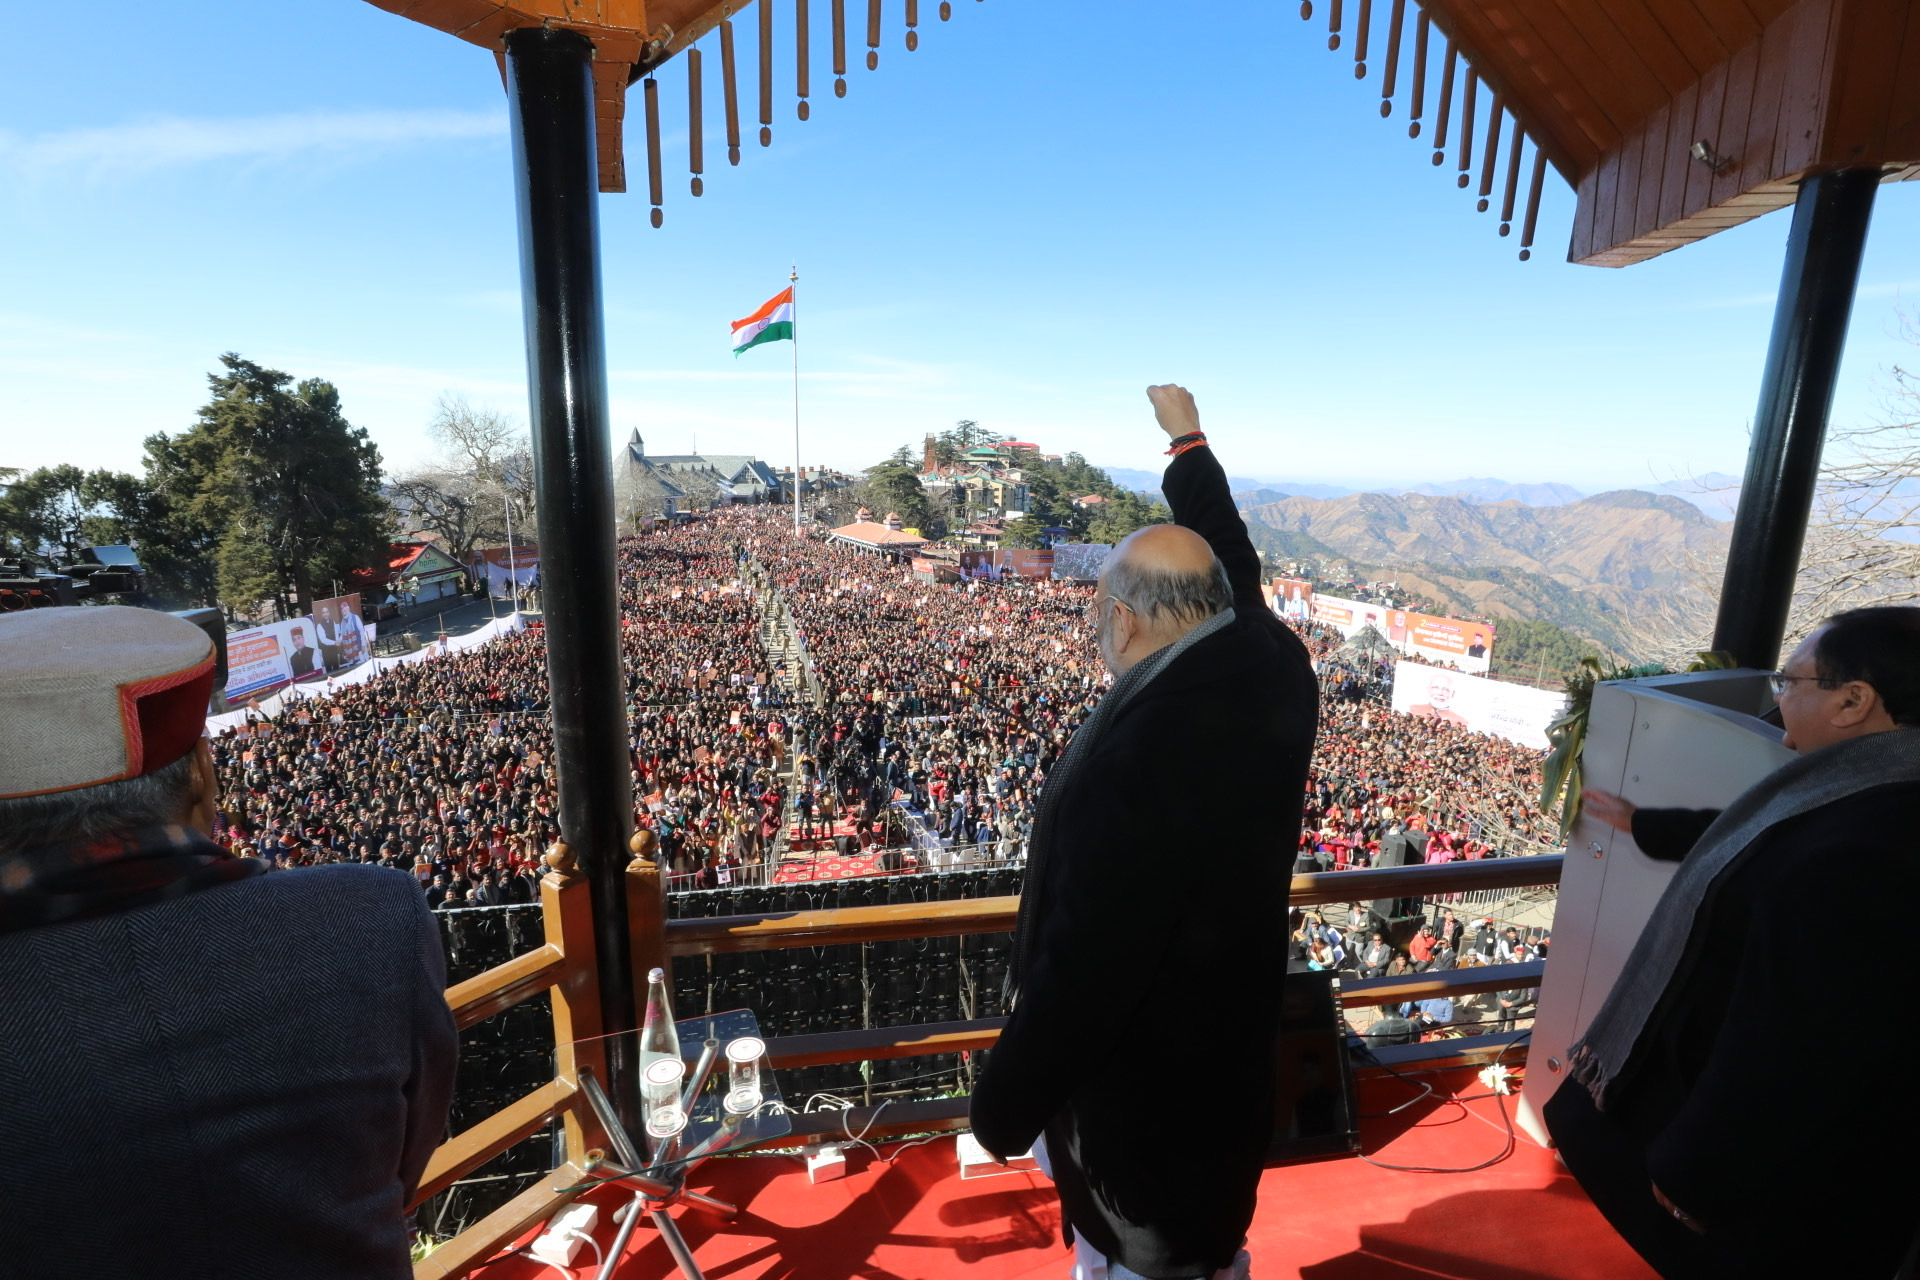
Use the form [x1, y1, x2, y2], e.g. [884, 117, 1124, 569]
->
[1004, 606, 1236, 1005]
[1570, 727, 1920, 1106]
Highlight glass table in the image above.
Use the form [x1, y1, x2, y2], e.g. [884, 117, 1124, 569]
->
[578, 1008, 791, 1280]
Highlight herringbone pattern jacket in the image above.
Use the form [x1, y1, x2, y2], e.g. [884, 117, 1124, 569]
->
[0, 864, 456, 1278]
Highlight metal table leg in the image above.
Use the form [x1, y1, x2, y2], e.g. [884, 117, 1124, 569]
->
[651, 1209, 705, 1280]
[596, 1191, 647, 1280]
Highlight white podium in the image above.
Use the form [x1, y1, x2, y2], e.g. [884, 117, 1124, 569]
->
[1515, 670, 1791, 1146]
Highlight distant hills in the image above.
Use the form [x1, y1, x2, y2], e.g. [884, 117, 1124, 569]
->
[1227, 487, 1731, 655]
[1099, 467, 1743, 519]
[1092, 465, 1743, 656]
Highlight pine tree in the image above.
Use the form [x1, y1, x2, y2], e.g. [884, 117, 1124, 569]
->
[178, 354, 393, 616]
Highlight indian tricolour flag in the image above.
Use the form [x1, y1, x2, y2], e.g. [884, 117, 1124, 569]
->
[731, 287, 794, 356]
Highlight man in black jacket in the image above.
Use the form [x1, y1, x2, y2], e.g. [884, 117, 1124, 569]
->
[970, 385, 1319, 1280]
[1549, 606, 1920, 1278]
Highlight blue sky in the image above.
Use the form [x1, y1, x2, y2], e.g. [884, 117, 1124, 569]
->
[3, 0, 1918, 494]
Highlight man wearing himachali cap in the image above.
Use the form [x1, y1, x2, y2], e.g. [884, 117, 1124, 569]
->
[0, 607, 456, 1278]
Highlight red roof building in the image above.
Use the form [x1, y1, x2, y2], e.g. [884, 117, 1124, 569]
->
[827, 520, 927, 553]
[346, 541, 467, 603]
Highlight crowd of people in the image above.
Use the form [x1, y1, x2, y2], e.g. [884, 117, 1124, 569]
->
[204, 507, 1559, 910]
[749, 530, 1102, 865]
[208, 518, 797, 899]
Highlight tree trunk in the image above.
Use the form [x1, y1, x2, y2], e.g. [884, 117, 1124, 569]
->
[291, 558, 315, 618]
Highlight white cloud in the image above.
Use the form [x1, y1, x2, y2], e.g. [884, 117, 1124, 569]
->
[0, 108, 505, 181]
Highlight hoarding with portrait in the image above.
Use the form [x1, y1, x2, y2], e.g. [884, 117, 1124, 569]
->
[1307, 594, 1494, 673]
[959, 548, 1057, 580]
[1389, 660, 1566, 750]
[1271, 577, 1313, 620]
[1400, 611, 1494, 672]
[311, 593, 373, 671]
[1310, 594, 1381, 633]
[224, 616, 326, 701]
[998, 548, 1054, 578]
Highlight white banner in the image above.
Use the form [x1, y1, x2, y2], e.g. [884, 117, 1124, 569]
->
[1389, 660, 1566, 750]
[207, 613, 526, 734]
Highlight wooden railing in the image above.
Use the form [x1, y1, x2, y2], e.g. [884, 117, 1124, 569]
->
[409, 842, 615, 1280]
[413, 842, 1563, 1277]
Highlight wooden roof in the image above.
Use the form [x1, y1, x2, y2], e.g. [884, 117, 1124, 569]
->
[1299, 0, 1920, 264]
[364, 0, 972, 209]
[366, 0, 1920, 264]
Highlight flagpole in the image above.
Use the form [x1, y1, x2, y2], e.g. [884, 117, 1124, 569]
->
[790, 263, 801, 536]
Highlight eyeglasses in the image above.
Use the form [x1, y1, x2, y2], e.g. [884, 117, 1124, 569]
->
[1767, 671, 1829, 696]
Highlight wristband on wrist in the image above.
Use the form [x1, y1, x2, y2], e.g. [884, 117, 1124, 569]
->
[1165, 431, 1207, 457]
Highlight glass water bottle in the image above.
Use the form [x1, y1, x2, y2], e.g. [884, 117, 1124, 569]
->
[640, 966, 681, 1080]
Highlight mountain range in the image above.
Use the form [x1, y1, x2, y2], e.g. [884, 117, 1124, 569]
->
[1091, 466, 1745, 655]
[1237, 488, 1733, 655]
[1099, 468, 1743, 518]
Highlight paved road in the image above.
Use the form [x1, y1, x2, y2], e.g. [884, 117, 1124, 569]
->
[378, 594, 537, 645]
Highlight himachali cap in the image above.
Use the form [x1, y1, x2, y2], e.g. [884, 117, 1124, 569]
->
[0, 606, 216, 800]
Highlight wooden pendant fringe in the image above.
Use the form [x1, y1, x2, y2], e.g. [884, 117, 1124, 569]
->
[1455, 68, 1477, 187]
[688, 47, 704, 195]
[1298, 0, 1550, 260]
[1520, 147, 1547, 260]
[796, 0, 811, 119]
[1477, 94, 1503, 210]
[643, 76, 664, 226]
[833, 0, 847, 96]
[939, 0, 951, 18]
[906, 0, 918, 51]
[721, 19, 742, 164]
[867, 0, 881, 69]
[1408, 9, 1427, 137]
[1378, 0, 1405, 115]
[759, 0, 774, 145]
[1499, 118, 1524, 234]
[1431, 40, 1455, 165]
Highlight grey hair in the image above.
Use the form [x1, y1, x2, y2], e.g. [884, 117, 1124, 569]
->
[0, 750, 201, 856]
[1104, 552, 1233, 628]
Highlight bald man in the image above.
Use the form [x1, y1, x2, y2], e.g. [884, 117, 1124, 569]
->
[971, 385, 1319, 1280]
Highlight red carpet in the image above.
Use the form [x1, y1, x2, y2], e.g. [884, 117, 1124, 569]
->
[771, 851, 908, 883]
[472, 1076, 1656, 1279]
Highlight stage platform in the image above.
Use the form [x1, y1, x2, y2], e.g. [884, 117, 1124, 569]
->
[467, 1073, 1653, 1279]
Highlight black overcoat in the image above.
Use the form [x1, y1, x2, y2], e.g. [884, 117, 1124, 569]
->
[970, 444, 1319, 1278]
[1546, 784, 1920, 1278]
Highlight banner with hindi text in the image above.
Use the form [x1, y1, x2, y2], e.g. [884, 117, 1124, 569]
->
[1308, 594, 1494, 673]
[1389, 660, 1565, 750]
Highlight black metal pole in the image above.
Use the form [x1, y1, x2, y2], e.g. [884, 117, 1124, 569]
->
[1711, 168, 1878, 670]
[505, 28, 641, 1127]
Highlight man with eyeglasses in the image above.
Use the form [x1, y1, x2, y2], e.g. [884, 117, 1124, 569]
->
[1547, 606, 1920, 1279]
